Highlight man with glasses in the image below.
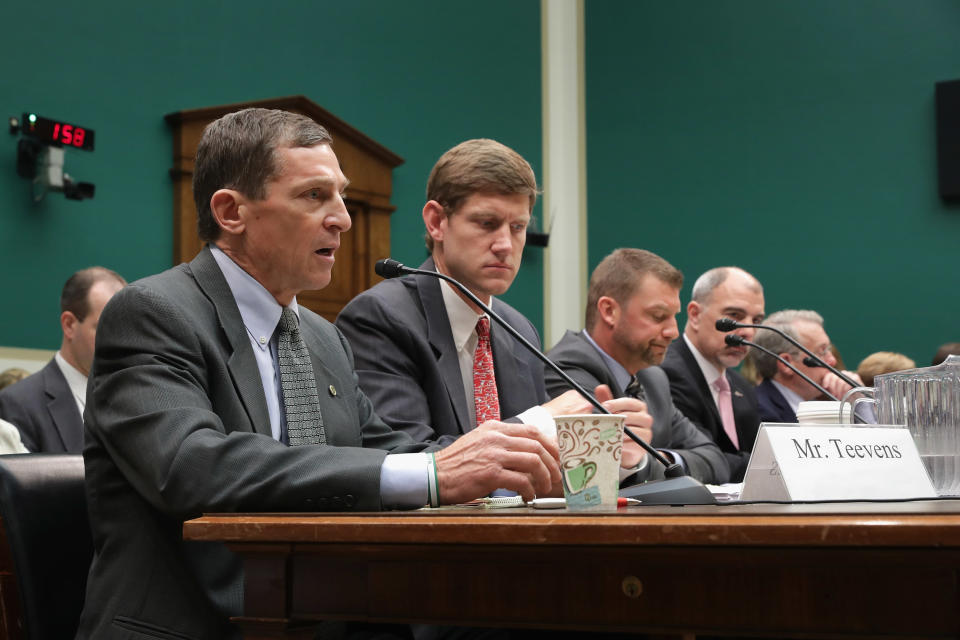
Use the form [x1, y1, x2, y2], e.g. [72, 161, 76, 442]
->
[747, 309, 863, 423]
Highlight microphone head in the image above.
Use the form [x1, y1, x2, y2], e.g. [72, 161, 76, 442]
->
[724, 334, 746, 347]
[802, 356, 823, 368]
[374, 259, 406, 279]
[715, 317, 740, 332]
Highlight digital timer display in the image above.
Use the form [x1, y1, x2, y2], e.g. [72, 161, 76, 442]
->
[22, 113, 95, 151]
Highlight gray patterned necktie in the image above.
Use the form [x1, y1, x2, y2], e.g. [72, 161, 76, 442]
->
[624, 374, 646, 402]
[277, 307, 325, 446]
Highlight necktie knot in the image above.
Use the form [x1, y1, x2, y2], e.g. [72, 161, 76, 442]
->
[713, 374, 731, 394]
[625, 374, 645, 400]
[475, 317, 490, 339]
[279, 307, 299, 333]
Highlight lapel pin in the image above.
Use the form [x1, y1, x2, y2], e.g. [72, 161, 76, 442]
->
[733, 390, 744, 397]
[328, 384, 337, 397]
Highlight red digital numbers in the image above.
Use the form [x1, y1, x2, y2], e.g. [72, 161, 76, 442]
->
[50, 122, 85, 147]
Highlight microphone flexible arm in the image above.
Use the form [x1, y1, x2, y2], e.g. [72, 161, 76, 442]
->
[375, 259, 683, 476]
[715, 318, 859, 388]
[725, 334, 838, 401]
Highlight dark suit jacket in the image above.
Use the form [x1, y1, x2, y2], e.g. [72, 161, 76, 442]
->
[756, 378, 798, 424]
[77, 247, 427, 640]
[543, 330, 730, 484]
[660, 337, 760, 482]
[0, 358, 83, 453]
[336, 258, 548, 447]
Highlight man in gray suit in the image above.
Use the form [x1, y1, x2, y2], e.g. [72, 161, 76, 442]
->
[77, 109, 561, 640]
[0, 266, 125, 452]
[545, 249, 730, 484]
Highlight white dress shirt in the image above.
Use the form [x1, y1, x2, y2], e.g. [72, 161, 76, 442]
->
[55, 351, 88, 416]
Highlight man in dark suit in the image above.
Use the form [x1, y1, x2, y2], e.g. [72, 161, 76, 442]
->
[337, 139, 606, 448]
[660, 267, 764, 481]
[0, 267, 125, 452]
[77, 109, 561, 640]
[544, 249, 729, 484]
[749, 309, 864, 423]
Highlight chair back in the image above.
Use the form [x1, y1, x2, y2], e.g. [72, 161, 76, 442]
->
[0, 454, 91, 640]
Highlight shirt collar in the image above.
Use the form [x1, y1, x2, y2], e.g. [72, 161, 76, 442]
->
[772, 379, 805, 415]
[581, 330, 634, 392]
[439, 278, 486, 351]
[54, 351, 88, 407]
[210, 245, 298, 350]
[683, 333, 723, 388]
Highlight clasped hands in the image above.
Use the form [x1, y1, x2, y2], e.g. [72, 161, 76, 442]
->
[433, 385, 653, 504]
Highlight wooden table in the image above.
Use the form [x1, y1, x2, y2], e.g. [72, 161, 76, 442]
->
[183, 501, 960, 638]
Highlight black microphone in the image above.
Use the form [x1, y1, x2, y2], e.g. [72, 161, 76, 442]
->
[725, 334, 838, 401]
[715, 318, 859, 388]
[375, 258, 715, 505]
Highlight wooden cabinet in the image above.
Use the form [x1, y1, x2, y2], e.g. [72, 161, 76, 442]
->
[165, 96, 402, 321]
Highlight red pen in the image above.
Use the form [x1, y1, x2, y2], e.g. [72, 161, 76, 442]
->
[618, 497, 641, 507]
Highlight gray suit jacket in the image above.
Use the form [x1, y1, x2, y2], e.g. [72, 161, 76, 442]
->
[336, 258, 548, 447]
[544, 330, 730, 484]
[0, 358, 83, 453]
[77, 247, 427, 640]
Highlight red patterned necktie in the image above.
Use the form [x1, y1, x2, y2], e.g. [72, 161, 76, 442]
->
[473, 317, 500, 426]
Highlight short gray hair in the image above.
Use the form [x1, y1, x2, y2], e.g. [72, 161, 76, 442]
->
[749, 309, 824, 380]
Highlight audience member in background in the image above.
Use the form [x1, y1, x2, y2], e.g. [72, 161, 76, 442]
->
[932, 342, 960, 366]
[660, 266, 763, 482]
[749, 309, 863, 423]
[0, 267, 126, 452]
[0, 419, 27, 454]
[857, 351, 916, 387]
[545, 249, 730, 484]
[0, 368, 30, 391]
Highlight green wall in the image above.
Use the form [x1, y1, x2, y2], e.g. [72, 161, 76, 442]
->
[586, 0, 960, 369]
[0, 0, 543, 349]
[5, 1, 958, 369]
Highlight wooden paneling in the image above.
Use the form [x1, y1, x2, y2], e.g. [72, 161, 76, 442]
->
[165, 96, 402, 321]
[184, 503, 960, 638]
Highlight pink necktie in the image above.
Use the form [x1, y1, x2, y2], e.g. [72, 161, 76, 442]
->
[713, 374, 739, 449]
[473, 318, 500, 426]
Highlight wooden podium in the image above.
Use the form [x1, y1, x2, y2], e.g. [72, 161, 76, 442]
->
[165, 97, 403, 321]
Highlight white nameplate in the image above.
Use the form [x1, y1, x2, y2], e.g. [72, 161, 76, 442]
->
[741, 424, 935, 501]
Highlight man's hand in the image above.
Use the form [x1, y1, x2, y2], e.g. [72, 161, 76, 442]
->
[821, 370, 864, 400]
[594, 385, 653, 469]
[433, 421, 561, 503]
[541, 388, 595, 417]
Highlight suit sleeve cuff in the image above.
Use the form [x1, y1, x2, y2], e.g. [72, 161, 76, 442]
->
[380, 453, 429, 509]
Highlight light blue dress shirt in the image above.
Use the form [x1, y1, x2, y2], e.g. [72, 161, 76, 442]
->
[210, 246, 427, 508]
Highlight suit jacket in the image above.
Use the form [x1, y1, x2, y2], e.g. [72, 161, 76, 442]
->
[543, 330, 730, 484]
[659, 337, 760, 482]
[0, 358, 83, 453]
[336, 258, 548, 447]
[77, 247, 427, 640]
[756, 378, 798, 424]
